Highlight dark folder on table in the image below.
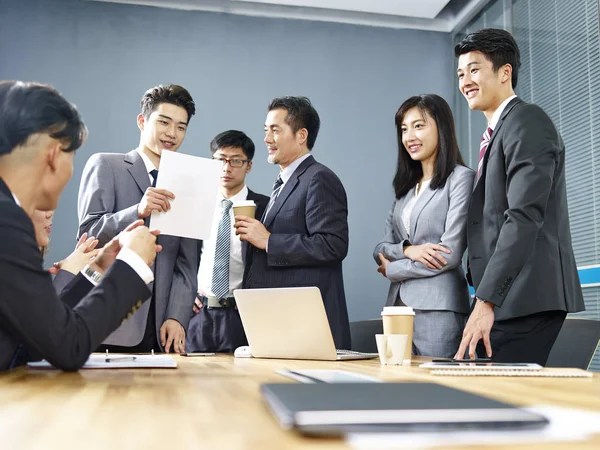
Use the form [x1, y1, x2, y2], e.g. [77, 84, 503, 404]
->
[260, 382, 548, 436]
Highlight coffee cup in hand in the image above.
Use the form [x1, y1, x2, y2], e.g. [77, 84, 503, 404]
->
[232, 200, 256, 219]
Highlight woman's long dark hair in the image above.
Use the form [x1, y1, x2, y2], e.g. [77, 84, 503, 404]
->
[393, 94, 465, 199]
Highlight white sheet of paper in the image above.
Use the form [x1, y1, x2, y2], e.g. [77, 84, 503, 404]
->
[346, 405, 600, 449]
[150, 151, 221, 240]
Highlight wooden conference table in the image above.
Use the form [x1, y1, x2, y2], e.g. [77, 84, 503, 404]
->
[0, 355, 599, 449]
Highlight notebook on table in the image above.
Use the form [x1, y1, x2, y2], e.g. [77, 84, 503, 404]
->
[233, 287, 377, 361]
[260, 382, 549, 436]
[419, 362, 592, 378]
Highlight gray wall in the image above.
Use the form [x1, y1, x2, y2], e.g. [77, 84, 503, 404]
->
[0, 0, 454, 321]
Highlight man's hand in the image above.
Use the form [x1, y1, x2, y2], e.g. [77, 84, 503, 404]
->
[404, 243, 451, 269]
[49, 232, 99, 275]
[160, 319, 185, 353]
[192, 290, 205, 314]
[137, 187, 175, 219]
[118, 223, 161, 266]
[454, 299, 495, 360]
[234, 216, 271, 250]
[377, 253, 391, 278]
[91, 220, 161, 273]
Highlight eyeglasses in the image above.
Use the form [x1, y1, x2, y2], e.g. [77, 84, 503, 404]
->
[213, 157, 249, 168]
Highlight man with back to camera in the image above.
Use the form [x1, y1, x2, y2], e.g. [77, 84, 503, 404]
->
[0, 80, 160, 371]
[186, 130, 269, 353]
[234, 96, 352, 349]
[78, 84, 198, 354]
[454, 28, 584, 364]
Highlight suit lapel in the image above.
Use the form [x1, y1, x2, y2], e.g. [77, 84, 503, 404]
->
[473, 97, 522, 191]
[263, 155, 315, 228]
[125, 150, 151, 195]
[409, 184, 437, 238]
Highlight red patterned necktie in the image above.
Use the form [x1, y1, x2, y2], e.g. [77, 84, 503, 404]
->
[477, 127, 493, 179]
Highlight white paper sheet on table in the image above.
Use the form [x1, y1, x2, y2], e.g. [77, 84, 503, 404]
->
[27, 354, 177, 369]
[347, 405, 600, 449]
[150, 151, 221, 240]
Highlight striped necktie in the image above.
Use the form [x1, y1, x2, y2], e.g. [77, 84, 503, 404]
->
[212, 199, 233, 298]
[477, 127, 493, 179]
[263, 175, 283, 219]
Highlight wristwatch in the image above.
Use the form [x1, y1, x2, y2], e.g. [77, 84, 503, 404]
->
[83, 264, 102, 284]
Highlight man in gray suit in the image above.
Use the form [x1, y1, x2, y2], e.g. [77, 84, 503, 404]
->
[454, 29, 585, 364]
[78, 84, 198, 353]
[235, 96, 351, 349]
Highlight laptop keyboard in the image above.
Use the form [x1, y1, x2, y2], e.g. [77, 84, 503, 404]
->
[336, 349, 379, 357]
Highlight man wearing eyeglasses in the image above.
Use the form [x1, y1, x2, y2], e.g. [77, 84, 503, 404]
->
[186, 130, 269, 353]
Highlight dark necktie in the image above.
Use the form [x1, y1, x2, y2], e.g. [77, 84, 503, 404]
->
[212, 199, 233, 298]
[263, 175, 283, 219]
[150, 169, 159, 188]
[477, 127, 493, 180]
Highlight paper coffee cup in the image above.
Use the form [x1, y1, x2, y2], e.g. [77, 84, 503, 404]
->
[381, 306, 414, 364]
[232, 200, 256, 219]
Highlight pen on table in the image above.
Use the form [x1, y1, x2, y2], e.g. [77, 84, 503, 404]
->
[105, 350, 137, 363]
[181, 352, 216, 357]
[285, 369, 325, 383]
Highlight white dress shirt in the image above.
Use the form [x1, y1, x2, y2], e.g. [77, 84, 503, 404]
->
[136, 148, 158, 184]
[279, 152, 312, 189]
[401, 178, 432, 238]
[489, 95, 518, 131]
[197, 185, 249, 297]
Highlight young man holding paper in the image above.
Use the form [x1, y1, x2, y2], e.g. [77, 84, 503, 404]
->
[77, 84, 198, 354]
[186, 130, 269, 353]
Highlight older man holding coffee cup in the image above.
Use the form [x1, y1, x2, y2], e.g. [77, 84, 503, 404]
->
[186, 131, 269, 353]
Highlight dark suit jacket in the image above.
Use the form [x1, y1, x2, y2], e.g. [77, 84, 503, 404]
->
[77, 150, 197, 348]
[196, 188, 270, 272]
[467, 97, 585, 321]
[0, 178, 151, 371]
[244, 155, 351, 349]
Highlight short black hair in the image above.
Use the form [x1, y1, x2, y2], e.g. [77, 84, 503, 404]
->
[141, 84, 196, 124]
[454, 28, 521, 89]
[0, 81, 87, 156]
[393, 94, 465, 199]
[268, 96, 320, 150]
[210, 130, 255, 161]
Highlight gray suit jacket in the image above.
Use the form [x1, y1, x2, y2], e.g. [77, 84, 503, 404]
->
[244, 155, 351, 349]
[467, 97, 584, 320]
[77, 150, 197, 348]
[374, 165, 474, 313]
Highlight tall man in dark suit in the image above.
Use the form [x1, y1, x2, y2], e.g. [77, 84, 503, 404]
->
[0, 80, 160, 371]
[78, 84, 198, 354]
[454, 29, 585, 364]
[186, 130, 269, 353]
[235, 96, 351, 349]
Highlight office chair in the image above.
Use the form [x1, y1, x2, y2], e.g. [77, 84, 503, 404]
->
[546, 318, 600, 370]
[349, 319, 383, 353]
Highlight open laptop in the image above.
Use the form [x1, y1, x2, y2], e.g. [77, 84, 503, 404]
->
[233, 287, 377, 361]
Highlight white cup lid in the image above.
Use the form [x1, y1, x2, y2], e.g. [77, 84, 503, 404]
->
[381, 306, 415, 316]
[232, 200, 256, 207]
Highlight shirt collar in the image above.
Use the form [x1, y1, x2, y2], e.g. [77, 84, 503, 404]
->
[280, 153, 311, 185]
[136, 148, 157, 174]
[12, 193, 21, 207]
[489, 95, 518, 131]
[219, 185, 248, 204]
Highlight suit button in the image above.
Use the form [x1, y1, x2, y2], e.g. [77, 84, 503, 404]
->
[136, 300, 142, 308]
[121, 319, 126, 325]
[127, 312, 133, 319]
